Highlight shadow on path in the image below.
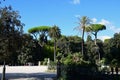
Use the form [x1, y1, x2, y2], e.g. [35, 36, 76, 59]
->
[0, 72, 56, 80]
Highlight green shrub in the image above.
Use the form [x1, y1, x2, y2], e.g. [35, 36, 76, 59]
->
[59, 53, 98, 80]
[48, 61, 56, 70]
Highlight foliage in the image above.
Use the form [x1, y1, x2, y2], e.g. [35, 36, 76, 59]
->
[28, 26, 50, 46]
[75, 16, 91, 56]
[85, 35, 95, 61]
[0, 6, 24, 64]
[42, 45, 54, 60]
[28, 26, 50, 33]
[86, 24, 106, 32]
[48, 61, 56, 71]
[17, 48, 32, 65]
[17, 34, 34, 65]
[103, 33, 120, 67]
[60, 53, 98, 80]
[48, 25, 61, 61]
[57, 35, 82, 55]
[48, 25, 61, 41]
[86, 24, 106, 45]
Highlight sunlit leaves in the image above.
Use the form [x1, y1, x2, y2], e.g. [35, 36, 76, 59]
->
[86, 24, 106, 33]
[28, 26, 50, 34]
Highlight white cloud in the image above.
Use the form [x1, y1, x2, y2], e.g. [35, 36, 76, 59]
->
[75, 15, 81, 18]
[98, 19, 110, 25]
[99, 19, 120, 33]
[93, 18, 120, 33]
[71, 0, 80, 4]
[98, 36, 111, 41]
[109, 25, 120, 33]
[91, 18, 97, 23]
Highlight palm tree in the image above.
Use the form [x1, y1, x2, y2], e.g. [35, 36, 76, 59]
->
[75, 16, 91, 56]
[48, 25, 61, 61]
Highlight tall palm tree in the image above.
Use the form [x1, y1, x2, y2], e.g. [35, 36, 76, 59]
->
[75, 16, 91, 56]
[48, 25, 61, 61]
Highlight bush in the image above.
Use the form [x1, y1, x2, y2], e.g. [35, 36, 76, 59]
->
[48, 61, 56, 70]
[59, 53, 98, 80]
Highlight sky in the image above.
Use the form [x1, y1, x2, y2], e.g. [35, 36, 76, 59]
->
[1, 0, 120, 41]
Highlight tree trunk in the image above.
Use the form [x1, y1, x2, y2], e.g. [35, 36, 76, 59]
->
[1, 61, 6, 80]
[94, 33, 97, 45]
[94, 33, 101, 66]
[54, 40, 56, 62]
[81, 26, 85, 56]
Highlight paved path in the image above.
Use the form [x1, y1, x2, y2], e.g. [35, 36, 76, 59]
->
[0, 66, 56, 80]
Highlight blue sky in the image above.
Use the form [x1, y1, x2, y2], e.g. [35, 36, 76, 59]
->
[2, 0, 120, 41]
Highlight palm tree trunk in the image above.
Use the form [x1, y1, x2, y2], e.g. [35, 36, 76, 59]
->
[81, 26, 85, 56]
[54, 40, 56, 62]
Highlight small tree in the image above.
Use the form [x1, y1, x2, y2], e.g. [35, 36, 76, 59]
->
[48, 25, 61, 61]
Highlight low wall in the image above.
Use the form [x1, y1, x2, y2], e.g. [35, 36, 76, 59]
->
[0, 66, 48, 73]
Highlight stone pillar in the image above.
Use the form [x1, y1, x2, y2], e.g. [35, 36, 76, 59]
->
[47, 58, 50, 66]
[38, 61, 41, 66]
